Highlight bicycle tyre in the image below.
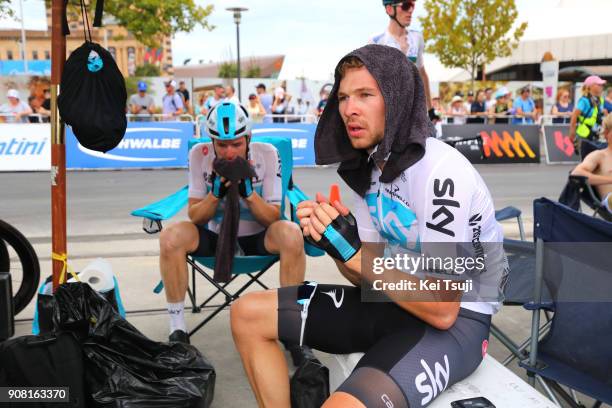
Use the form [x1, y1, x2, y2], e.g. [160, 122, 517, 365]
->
[0, 219, 40, 315]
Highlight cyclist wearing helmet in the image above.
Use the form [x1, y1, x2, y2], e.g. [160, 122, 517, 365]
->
[370, 0, 432, 113]
[231, 46, 507, 408]
[159, 102, 306, 344]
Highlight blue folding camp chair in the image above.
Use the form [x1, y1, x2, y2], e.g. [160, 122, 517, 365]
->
[520, 198, 612, 407]
[132, 136, 322, 338]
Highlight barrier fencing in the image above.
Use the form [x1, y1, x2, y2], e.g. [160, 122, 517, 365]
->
[0, 112, 591, 171]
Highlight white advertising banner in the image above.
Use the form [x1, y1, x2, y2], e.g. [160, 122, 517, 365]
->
[540, 60, 560, 120]
[0, 124, 51, 171]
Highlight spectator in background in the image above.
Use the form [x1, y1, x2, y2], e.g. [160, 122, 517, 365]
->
[272, 87, 291, 123]
[0, 89, 32, 123]
[205, 85, 225, 111]
[194, 93, 208, 117]
[431, 96, 445, 121]
[512, 86, 537, 124]
[177, 81, 192, 114]
[42, 88, 51, 112]
[448, 95, 467, 125]
[27, 95, 50, 123]
[484, 87, 496, 112]
[570, 75, 606, 157]
[603, 87, 612, 115]
[224, 85, 240, 104]
[162, 80, 184, 118]
[467, 89, 486, 124]
[246, 93, 266, 122]
[464, 90, 474, 114]
[129, 81, 155, 119]
[316, 89, 329, 116]
[490, 88, 510, 124]
[256, 83, 273, 123]
[551, 89, 574, 124]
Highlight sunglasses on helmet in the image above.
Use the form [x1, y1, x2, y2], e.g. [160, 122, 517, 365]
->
[393, 0, 414, 11]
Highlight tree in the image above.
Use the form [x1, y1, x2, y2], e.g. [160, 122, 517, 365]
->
[420, 0, 527, 87]
[218, 62, 238, 78]
[0, 0, 13, 19]
[134, 63, 161, 76]
[44, 0, 214, 48]
[244, 65, 261, 78]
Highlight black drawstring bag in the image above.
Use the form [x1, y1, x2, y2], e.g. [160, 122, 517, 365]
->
[58, 1, 127, 152]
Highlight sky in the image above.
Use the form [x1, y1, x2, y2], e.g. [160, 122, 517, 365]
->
[3, 0, 612, 80]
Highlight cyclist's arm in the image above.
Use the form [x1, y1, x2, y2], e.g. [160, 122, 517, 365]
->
[244, 195, 280, 227]
[572, 151, 612, 185]
[244, 146, 282, 226]
[187, 145, 220, 224]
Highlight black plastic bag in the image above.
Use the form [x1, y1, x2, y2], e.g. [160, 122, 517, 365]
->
[53, 283, 216, 408]
[34, 275, 121, 335]
[58, 41, 127, 153]
[290, 350, 330, 408]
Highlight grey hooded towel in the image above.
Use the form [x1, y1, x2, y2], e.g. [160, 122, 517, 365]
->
[314, 44, 436, 197]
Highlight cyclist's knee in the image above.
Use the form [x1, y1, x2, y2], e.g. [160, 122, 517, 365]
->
[230, 290, 278, 340]
[266, 221, 303, 254]
[159, 222, 195, 255]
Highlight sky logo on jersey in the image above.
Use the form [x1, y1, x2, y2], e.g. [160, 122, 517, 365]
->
[365, 193, 420, 251]
[415, 355, 450, 406]
[66, 122, 193, 169]
[426, 178, 459, 237]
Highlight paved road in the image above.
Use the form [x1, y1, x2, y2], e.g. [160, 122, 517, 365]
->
[0, 162, 573, 239]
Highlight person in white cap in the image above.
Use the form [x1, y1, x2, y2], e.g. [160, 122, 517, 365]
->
[161, 79, 184, 117]
[448, 94, 467, 125]
[0, 89, 32, 123]
[570, 75, 607, 157]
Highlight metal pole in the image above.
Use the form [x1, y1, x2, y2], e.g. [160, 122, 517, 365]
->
[19, 0, 28, 74]
[236, 22, 241, 103]
[51, 0, 67, 291]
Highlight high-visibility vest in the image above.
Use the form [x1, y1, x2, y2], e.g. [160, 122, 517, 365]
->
[577, 96, 604, 139]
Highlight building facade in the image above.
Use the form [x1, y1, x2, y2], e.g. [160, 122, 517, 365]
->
[0, 7, 173, 77]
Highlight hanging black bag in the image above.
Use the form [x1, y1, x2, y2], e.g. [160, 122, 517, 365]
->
[58, 1, 127, 152]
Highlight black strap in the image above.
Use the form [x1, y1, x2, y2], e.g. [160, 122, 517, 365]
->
[93, 0, 104, 27]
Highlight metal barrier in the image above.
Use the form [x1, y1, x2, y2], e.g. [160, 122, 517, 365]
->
[263, 114, 318, 124]
[0, 113, 48, 123]
[125, 113, 194, 123]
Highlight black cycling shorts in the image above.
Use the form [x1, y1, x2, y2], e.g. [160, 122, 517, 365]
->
[278, 284, 491, 408]
[190, 226, 271, 257]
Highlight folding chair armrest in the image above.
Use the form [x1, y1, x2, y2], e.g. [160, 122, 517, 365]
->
[523, 301, 555, 312]
[131, 185, 189, 221]
[495, 206, 522, 222]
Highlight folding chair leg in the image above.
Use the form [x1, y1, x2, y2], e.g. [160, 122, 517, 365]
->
[536, 376, 563, 407]
[517, 214, 526, 241]
[190, 264, 200, 313]
[187, 257, 234, 299]
[248, 273, 269, 290]
[490, 323, 527, 364]
[543, 377, 585, 408]
[198, 274, 240, 309]
[501, 319, 552, 366]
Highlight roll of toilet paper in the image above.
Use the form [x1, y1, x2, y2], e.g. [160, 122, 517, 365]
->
[69, 258, 115, 292]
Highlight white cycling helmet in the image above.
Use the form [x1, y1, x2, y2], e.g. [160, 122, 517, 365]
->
[205, 101, 251, 140]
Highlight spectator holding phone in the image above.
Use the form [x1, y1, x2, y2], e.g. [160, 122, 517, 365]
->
[129, 81, 155, 119]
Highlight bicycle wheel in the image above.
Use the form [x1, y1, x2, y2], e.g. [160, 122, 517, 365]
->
[0, 219, 40, 315]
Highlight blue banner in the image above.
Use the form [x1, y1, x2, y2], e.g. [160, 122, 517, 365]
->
[252, 123, 316, 166]
[66, 121, 193, 169]
[0, 60, 51, 76]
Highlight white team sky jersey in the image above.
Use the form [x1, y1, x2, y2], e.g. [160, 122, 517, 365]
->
[353, 137, 508, 315]
[188, 142, 282, 236]
[369, 29, 425, 69]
